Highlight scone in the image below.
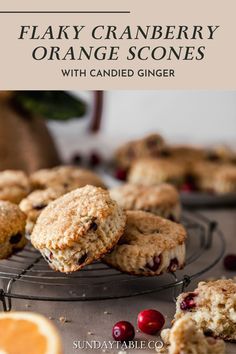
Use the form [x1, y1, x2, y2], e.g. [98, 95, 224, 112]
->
[190, 161, 221, 192]
[214, 165, 236, 194]
[128, 158, 186, 188]
[165, 145, 205, 162]
[31, 185, 126, 273]
[0, 170, 30, 204]
[103, 210, 186, 276]
[205, 145, 236, 163]
[161, 317, 225, 354]
[19, 186, 66, 238]
[110, 183, 181, 222]
[115, 133, 165, 169]
[0, 201, 27, 259]
[30, 165, 106, 190]
[174, 279, 236, 341]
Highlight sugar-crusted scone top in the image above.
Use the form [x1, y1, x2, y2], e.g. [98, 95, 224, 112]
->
[197, 279, 236, 298]
[110, 183, 180, 210]
[19, 186, 66, 216]
[128, 158, 186, 186]
[0, 201, 26, 241]
[121, 211, 186, 251]
[176, 279, 236, 313]
[0, 170, 30, 204]
[30, 165, 106, 190]
[31, 185, 125, 250]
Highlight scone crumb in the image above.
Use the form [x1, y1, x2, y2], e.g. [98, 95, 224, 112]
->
[103, 311, 111, 315]
[87, 331, 94, 335]
[59, 316, 69, 324]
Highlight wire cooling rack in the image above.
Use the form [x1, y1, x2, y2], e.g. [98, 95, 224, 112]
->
[0, 211, 225, 311]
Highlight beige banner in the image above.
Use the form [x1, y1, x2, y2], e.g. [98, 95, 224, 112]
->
[0, 0, 235, 89]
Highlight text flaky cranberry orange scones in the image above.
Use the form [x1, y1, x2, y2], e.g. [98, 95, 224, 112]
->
[31, 185, 126, 273]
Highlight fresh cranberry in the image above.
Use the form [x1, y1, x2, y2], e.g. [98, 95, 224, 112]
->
[89, 221, 98, 231]
[71, 153, 82, 165]
[168, 214, 176, 222]
[10, 233, 22, 244]
[146, 255, 161, 272]
[112, 321, 135, 342]
[181, 182, 194, 192]
[137, 309, 165, 335]
[180, 293, 197, 311]
[224, 254, 236, 271]
[89, 152, 102, 167]
[168, 258, 179, 272]
[115, 168, 127, 181]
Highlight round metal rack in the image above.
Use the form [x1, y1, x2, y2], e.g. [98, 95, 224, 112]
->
[0, 211, 225, 311]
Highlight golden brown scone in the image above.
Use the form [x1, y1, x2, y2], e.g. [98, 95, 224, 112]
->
[214, 165, 236, 194]
[0, 170, 30, 204]
[174, 279, 236, 341]
[190, 161, 221, 192]
[165, 145, 205, 162]
[104, 210, 186, 276]
[30, 165, 106, 190]
[205, 145, 236, 163]
[115, 133, 165, 169]
[31, 185, 126, 273]
[128, 158, 186, 188]
[110, 183, 181, 221]
[0, 201, 27, 259]
[161, 317, 225, 354]
[19, 186, 66, 238]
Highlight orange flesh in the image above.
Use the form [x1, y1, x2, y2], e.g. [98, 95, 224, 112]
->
[0, 318, 47, 354]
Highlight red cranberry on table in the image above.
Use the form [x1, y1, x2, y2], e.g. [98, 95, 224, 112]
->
[137, 309, 165, 335]
[224, 254, 236, 271]
[180, 293, 197, 311]
[112, 321, 135, 342]
[89, 151, 102, 167]
[71, 153, 82, 165]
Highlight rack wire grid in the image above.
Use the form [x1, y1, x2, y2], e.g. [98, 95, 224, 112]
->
[0, 211, 225, 311]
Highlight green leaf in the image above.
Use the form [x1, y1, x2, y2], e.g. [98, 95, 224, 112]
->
[13, 91, 86, 121]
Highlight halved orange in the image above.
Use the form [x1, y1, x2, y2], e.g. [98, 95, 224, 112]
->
[0, 311, 63, 354]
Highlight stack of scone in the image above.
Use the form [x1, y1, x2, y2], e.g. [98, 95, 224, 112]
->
[31, 182, 186, 276]
[0, 166, 105, 259]
[0, 165, 188, 279]
[20, 165, 106, 238]
[114, 133, 236, 195]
